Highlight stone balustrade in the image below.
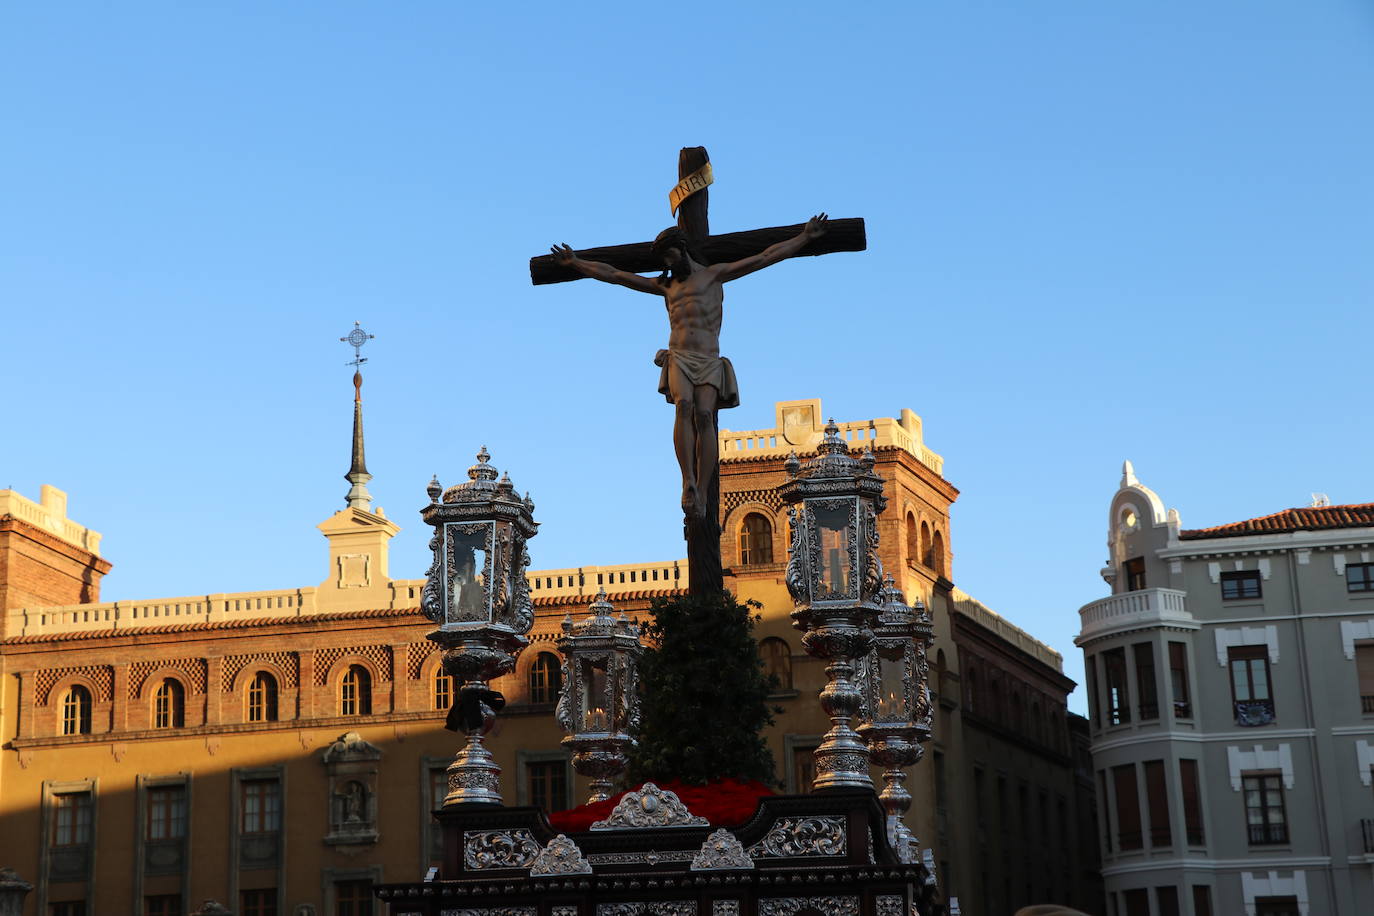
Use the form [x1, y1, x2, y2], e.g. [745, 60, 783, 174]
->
[1075, 587, 1194, 643]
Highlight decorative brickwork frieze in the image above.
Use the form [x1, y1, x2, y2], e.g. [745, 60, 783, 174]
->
[221, 652, 300, 691]
[314, 645, 393, 684]
[128, 657, 208, 697]
[35, 665, 113, 705]
[407, 642, 434, 680]
[723, 489, 784, 513]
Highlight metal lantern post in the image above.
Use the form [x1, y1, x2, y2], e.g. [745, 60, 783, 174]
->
[420, 447, 538, 806]
[780, 419, 887, 791]
[857, 575, 935, 862]
[556, 588, 643, 803]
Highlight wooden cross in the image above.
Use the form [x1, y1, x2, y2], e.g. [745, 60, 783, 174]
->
[530, 147, 866, 595]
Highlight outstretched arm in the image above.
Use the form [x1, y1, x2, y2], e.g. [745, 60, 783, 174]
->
[550, 244, 662, 295]
[713, 213, 828, 283]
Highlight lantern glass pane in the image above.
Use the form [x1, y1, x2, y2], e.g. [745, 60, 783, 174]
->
[878, 648, 907, 720]
[580, 659, 609, 731]
[447, 527, 489, 623]
[814, 504, 852, 596]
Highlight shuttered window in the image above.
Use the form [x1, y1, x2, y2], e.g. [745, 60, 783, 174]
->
[1143, 760, 1171, 847]
[1112, 765, 1143, 850]
[1179, 759, 1204, 845]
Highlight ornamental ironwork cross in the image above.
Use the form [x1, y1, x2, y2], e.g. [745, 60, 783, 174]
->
[530, 147, 865, 595]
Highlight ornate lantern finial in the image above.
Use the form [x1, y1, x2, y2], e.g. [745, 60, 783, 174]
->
[420, 447, 538, 806]
[556, 588, 644, 803]
[857, 575, 935, 862]
[779, 426, 887, 791]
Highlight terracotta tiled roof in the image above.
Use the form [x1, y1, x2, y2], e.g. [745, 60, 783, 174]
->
[2, 606, 424, 644]
[1179, 503, 1374, 540]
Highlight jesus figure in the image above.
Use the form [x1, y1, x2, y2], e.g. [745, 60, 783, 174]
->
[551, 213, 828, 518]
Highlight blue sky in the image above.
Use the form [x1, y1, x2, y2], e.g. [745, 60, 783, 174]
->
[5, 2, 1373, 711]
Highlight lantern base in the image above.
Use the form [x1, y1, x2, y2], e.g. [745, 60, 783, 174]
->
[443, 733, 503, 807]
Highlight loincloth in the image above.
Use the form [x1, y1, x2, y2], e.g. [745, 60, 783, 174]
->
[654, 348, 739, 410]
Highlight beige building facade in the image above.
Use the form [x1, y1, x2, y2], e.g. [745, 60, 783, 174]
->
[1, 400, 1097, 916]
[1076, 463, 1374, 916]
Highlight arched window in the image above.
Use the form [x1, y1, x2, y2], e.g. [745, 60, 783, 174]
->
[931, 530, 946, 575]
[739, 513, 774, 565]
[61, 685, 92, 735]
[905, 513, 919, 567]
[920, 521, 933, 567]
[759, 637, 792, 690]
[341, 665, 372, 716]
[434, 668, 453, 711]
[528, 653, 562, 704]
[154, 678, 185, 729]
[247, 672, 278, 722]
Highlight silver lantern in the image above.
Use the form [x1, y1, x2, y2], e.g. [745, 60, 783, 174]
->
[556, 588, 643, 803]
[857, 575, 935, 862]
[420, 447, 538, 806]
[780, 419, 887, 791]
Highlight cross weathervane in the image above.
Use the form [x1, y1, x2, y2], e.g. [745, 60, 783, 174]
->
[340, 321, 375, 368]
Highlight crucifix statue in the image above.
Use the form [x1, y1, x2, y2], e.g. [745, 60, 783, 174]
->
[531, 147, 865, 594]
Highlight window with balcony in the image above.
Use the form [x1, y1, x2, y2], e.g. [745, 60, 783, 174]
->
[527, 652, 561, 704]
[340, 665, 372, 716]
[61, 686, 93, 736]
[1168, 641, 1192, 718]
[1348, 563, 1374, 592]
[1124, 557, 1146, 591]
[1229, 646, 1275, 726]
[247, 672, 278, 722]
[1103, 648, 1131, 725]
[1243, 774, 1288, 845]
[738, 512, 774, 565]
[1087, 656, 1100, 727]
[153, 678, 185, 729]
[1112, 764, 1143, 850]
[1221, 570, 1262, 600]
[1179, 758, 1204, 845]
[1356, 642, 1374, 714]
[1133, 643, 1159, 720]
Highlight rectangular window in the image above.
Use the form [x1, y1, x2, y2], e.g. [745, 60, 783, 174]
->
[1097, 769, 1111, 852]
[241, 779, 281, 834]
[1112, 764, 1143, 850]
[1155, 887, 1180, 916]
[1348, 563, 1374, 592]
[793, 746, 817, 794]
[1255, 898, 1300, 916]
[146, 785, 186, 840]
[240, 889, 278, 916]
[1168, 641, 1192, 718]
[1179, 758, 1204, 845]
[1356, 642, 1374, 714]
[527, 760, 568, 813]
[1103, 648, 1131, 725]
[1229, 646, 1275, 726]
[334, 879, 373, 916]
[1125, 557, 1146, 591]
[1122, 888, 1149, 916]
[1243, 774, 1288, 845]
[144, 896, 181, 916]
[1191, 886, 1213, 916]
[1133, 643, 1159, 720]
[52, 792, 93, 846]
[1221, 570, 1262, 600]
[49, 903, 85, 916]
[1143, 760, 1171, 847]
[1087, 656, 1101, 727]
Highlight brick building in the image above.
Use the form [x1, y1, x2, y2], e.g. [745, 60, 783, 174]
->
[1, 398, 1100, 916]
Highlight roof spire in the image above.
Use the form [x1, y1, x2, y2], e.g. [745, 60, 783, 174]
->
[340, 322, 376, 511]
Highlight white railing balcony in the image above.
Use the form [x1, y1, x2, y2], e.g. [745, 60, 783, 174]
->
[1075, 588, 1194, 644]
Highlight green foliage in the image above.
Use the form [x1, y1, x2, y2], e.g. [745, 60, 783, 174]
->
[627, 590, 777, 786]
